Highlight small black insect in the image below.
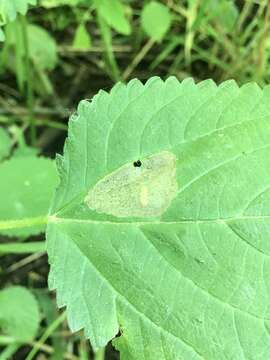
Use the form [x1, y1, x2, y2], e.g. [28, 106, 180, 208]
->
[133, 160, 142, 167]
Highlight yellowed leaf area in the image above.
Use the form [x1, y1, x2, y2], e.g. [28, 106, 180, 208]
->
[85, 151, 178, 217]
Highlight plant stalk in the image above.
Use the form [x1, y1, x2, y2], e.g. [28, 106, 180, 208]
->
[20, 14, 35, 145]
[0, 242, 45, 254]
[0, 216, 48, 231]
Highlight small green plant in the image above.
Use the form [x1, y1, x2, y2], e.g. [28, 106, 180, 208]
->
[0, 286, 40, 358]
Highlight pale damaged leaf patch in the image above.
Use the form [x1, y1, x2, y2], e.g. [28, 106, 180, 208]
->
[85, 151, 178, 218]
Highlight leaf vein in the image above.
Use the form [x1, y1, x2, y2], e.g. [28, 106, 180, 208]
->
[176, 141, 270, 197]
[225, 221, 269, 258]
[139, 228, 270, 322]
[70, 234, 205, 359]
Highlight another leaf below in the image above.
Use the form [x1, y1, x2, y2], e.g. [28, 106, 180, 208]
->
[0, 286, 39, 343]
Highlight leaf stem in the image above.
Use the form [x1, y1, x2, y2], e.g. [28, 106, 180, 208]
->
[0, 336, 15, 345]
[94, 347, 105, 360]
[122, 38, 155, 81]
[0, 242, 45, 254]
[184, 0, 200, 66]
[0, 216, 48, 231]
[96, 12, 121, 82]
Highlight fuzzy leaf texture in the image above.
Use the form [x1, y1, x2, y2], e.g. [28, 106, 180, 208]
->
[47, 77, 270, 359]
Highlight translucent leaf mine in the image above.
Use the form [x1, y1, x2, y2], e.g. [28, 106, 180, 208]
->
[84, 151, 178, 217]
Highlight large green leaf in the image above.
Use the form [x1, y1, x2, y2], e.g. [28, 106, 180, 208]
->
[0, 286, 40, 342]
[47, 77, 270, 358]
[0, 156, 58, 236]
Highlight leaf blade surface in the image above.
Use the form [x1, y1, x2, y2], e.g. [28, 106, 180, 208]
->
[47, 77, 270, 359]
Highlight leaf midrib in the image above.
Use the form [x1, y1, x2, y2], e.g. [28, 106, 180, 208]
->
[49, 214, 270, 258]
[49, 214, 270, 226]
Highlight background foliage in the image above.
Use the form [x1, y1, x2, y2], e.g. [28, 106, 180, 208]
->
[0, 0, 270, 359]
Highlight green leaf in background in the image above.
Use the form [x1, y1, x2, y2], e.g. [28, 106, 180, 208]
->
[0, 286, 39, 343]
[34, 290, 66, 359]
[28, 24, 58, 70]
[218, 0, 239, 32]
[195, 0, 239, 33]
[95, 0, 131, 35]
[0, 156, 58, 236]
[0, 27, 4, 41]
[96, 9, 120, 81]
[47, 77, 270, 358]
[73, 22, 92, 50]
[2, 21, 58, 90]
[141, 1, 172, 41]
[13, 145, 39, 157]
[9, 125, 39, 158]
[40, 0, 86, 7]
[0, 127, 11, 161]
[1, 20, 27, 91]
[0, 0, 37, 23]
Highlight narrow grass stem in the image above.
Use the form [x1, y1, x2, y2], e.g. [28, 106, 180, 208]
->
[0, 344, 19, 360]
[94, 347, 105, 360]
[20, 14, 35, 145]
[123, 39, 155, 81]
[25, 311, 67, 360]
[184, 0, 200, 66]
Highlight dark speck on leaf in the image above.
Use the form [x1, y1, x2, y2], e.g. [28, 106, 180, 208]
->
[133, 160, 142, 167]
